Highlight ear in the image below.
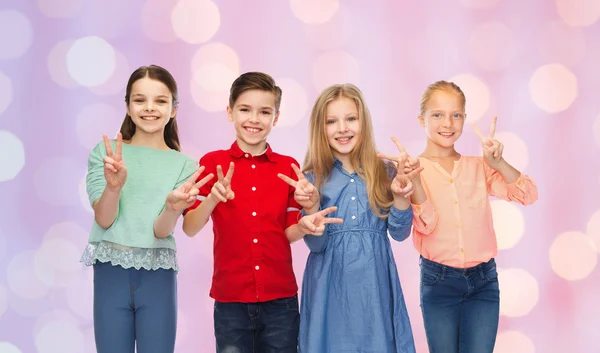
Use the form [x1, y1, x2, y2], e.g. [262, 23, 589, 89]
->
[418, 114, 425, 127]
[226, 105, 233, 122]
[170, 106, 177, 118]
[272, 111, 280, 127]
[126, 102, 131, 117]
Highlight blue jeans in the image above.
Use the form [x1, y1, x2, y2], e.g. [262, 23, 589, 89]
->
[214, 295, 300, 353]
[93, 261, 177, 353]
[420, 256, 500, 353]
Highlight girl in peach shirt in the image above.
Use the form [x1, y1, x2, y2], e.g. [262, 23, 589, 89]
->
[385, 81, 538, 353]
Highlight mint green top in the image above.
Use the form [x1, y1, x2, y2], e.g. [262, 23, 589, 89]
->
[80, 140, 198, 271]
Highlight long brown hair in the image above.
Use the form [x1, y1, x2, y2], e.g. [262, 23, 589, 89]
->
[120, 65, 181, 151]
[303, 84, 393, 218]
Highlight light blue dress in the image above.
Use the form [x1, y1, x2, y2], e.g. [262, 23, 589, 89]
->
[299, 160, 416, 353]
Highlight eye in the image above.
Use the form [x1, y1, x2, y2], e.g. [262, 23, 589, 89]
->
[347, 116, 357, 122]
[326, 119, 335, 124]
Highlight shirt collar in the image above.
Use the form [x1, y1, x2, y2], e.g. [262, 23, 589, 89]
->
[228, 141, 278, 162]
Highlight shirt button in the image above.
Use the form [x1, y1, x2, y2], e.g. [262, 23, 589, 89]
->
[454, 200, 458, 204]
[350, 179, 355, 183]
[255, 265, 260, 270]
[252, 186, 256, 191]
[253, 239, 258, 243]
[351, 196, 356, 200]
[449, 178, 454, 183]
[244, 153, 249, 158]
[251, 164, 256, 169]
[456, 222, 462, 228]
[352, 215, 356, 220]
[252, 212, 257, 216]
[460, 248, 464, 253]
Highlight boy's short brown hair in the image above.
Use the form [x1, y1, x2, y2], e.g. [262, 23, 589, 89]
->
[229, 72, 282, 111]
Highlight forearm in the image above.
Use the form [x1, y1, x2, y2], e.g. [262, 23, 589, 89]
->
[409, 179, 427, 206]
[154, 207, 182, 238]
[491, 158, 520, 184]
[285, 224, 307, 243]
[182, 195, 219, 237]
[93, 187, 121, 229]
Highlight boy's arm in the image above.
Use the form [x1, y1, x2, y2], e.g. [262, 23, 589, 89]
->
[183, 194, 219, 237]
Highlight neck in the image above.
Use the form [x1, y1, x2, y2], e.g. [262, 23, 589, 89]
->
[333, 152, 354, 173]
[421, 139, 459, 158]
[129, 131, 171, 150]
[237, 138, 267, 156]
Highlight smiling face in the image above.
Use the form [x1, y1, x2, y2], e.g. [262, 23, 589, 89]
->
[227, 89, 279, 155]
[325, 96, 361, 162]
[419, 89, 466, 149]
[126, 76, 176, 137]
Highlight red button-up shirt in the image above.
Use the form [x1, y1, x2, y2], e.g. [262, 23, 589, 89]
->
[185, 141, 302, 302]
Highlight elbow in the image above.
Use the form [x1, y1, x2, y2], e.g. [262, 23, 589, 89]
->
[390, 227, 412, 242]
[95, 217, 113, 230]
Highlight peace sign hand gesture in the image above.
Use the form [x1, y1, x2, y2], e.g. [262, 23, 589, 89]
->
[211, 162, 235, 203]
[278, 164, 320, 211]
[103, 133, 127, 191]
[378, 137, 424, 199]
[298, 206, 344, 236]
[165, 166, 215, 212]
[472, 116, 504, 168]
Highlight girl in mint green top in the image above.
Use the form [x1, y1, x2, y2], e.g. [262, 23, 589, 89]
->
[81, 65, 213, 353]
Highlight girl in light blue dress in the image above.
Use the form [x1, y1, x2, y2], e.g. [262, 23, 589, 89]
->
[289, 84, 419, 352]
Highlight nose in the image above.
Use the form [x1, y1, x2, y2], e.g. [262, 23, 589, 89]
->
[338, 120, 348, 133]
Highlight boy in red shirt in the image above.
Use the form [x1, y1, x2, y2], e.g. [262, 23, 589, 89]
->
[183, 72, 340, 352]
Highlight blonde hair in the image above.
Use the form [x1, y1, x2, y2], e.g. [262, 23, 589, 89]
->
[420, 80, 466, 115]
[303, 84, 392, 218]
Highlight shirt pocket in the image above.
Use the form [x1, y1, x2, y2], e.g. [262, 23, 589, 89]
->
[462, 179, 487, 209]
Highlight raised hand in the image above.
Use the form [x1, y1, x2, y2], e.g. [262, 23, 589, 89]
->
[472, 116, 503, 168]
[103, 133, 127, 191]
[211, 162, 235, 203]
[298, 206, 344, 236]
[278, 164, 319, 210]
[165, 166, 214, 212]
[378, 137, 424, 199]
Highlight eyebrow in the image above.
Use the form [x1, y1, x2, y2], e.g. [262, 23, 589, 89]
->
[326, 112, 358, 118]
[237, 104, 274, 110]
[131, 93, 170, 99]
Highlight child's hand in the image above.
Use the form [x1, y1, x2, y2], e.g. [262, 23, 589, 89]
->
[211, 162, 235, 203]
[165, 166, 214, 212]
[378, 137, 424, 199]
[278, 164, 320, 211]
[298, 206, 343, 236]
[103, 133, 127, 191]
[472, 116, 504, 169]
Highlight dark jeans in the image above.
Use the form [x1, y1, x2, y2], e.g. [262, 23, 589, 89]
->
[420, 256, 500, 353]
[214, 295, 300, 353]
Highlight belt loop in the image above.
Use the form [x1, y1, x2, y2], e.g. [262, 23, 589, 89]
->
[441, 266, 447, 281]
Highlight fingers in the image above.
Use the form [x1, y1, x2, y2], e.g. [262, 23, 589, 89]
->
[115, 132, 123, 156]
[103, 135, 113, 157]
[277, 173, 298, 188]
[187, 166, 205, 185]
[194, 173, 214, 188]
[216, 165, 224, 181]
[291, 163, 305, 180]
[212, 184, 228, 202]
[322, 217, 344, 225]
[104, 162, 117, 173]
[225, 162, 235, 181]
[471, 123, 485, 142]
[489, 116, 497, 138]
[405, 167, 424, 180]
[317, 206, 338, 217]
[390, 136, 406, 153]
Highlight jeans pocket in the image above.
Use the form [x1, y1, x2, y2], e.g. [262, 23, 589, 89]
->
[270, 295, 298, 311]
[484, 265, 499, 282]
[421, 266, 442, 286]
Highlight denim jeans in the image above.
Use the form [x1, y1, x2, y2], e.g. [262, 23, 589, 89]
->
[93, 261, 177, 353]
[420, 256, 500, 353]
[214, 295, 300, 353]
